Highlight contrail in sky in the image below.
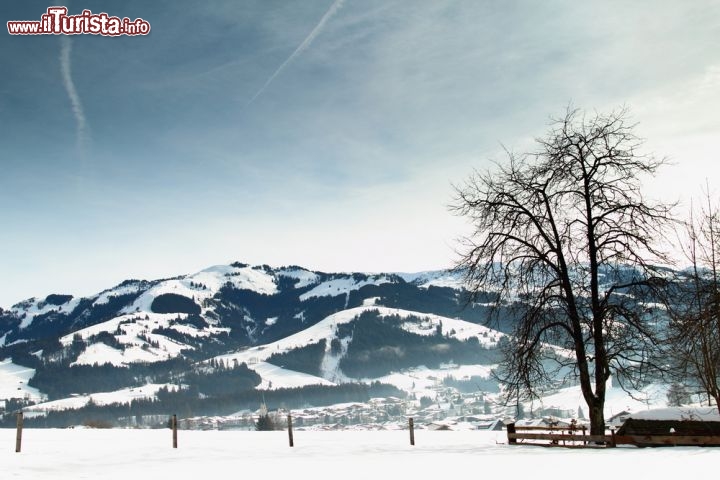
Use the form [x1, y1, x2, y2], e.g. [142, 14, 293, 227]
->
[246, 0, 345, 106]
[60, 35, 89, 154]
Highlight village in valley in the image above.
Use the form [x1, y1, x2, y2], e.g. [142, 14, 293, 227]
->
[179, 378, 612, 433]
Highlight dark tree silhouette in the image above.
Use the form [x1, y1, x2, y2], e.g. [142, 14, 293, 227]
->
[255, 404, 277, 431]
[452, 107, 673, 435]
[664, 189, 720, 412]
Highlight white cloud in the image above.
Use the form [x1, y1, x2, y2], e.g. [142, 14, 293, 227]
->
[59, 35, 89, 155]
[246, 0, 345, 106]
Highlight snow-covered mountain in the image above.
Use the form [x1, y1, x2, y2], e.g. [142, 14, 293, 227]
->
[0, 262, 519, 426]
[0, 261, 682, 429]
[0, 262, 483, 363]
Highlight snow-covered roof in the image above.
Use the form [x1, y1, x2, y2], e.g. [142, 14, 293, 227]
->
[628, 407, 720, 422]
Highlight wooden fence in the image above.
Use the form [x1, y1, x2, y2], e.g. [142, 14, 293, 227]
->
[13, 414, 419, 452]
[14, 414, 720, 452]
[506, 423, 615, 448]
[507, 423, 720, 448]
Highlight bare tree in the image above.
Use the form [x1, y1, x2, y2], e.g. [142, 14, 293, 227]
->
[451, 107, 673, 435]
[665, 189, 720, 412]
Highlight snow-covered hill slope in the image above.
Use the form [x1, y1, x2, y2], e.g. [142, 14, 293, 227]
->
[0, 359, 43, 404]
[22, 383, 180, 418]
[215, 306, 500, 365]
[0, 262, 501, 407]
[1, 263, 481, 354]
[210, 305, 503, 392]
[0, 260, 682, 429]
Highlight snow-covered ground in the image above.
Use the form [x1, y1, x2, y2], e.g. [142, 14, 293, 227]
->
[2, 429, 718, 480]
[253, 362, 335, 390]
[21, 384, 180, 418]
[0, 359, 43, 403]
[374, 364, 495, 399]
[526, 380, 672, 419]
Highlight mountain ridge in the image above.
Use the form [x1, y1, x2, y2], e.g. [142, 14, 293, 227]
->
[0, 260, 680, 429]
[0, 261, 513, 427]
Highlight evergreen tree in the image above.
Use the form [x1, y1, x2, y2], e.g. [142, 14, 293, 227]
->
[255, 403, 276, 431]
[255, 412, 276, 431]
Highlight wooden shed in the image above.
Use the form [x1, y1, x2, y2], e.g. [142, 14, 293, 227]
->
[615, 407, 720, 446]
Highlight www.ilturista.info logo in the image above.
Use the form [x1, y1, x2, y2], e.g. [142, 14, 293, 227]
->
[7, 7, 150, 36]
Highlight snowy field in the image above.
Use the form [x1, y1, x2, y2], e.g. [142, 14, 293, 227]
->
[2, 429, 718, 479]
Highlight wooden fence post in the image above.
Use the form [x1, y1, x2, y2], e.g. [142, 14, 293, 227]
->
[15, 412, 23, 453]
[408, 417, 415, 446]
[287, 414, 294, 447]
[172, 414, 177, 448]
[507, 422, 516, 444]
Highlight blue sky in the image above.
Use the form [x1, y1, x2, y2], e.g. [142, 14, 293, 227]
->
[1, 0, 719, 306]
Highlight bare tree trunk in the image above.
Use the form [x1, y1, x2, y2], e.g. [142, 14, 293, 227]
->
[588, 400, 605, 438]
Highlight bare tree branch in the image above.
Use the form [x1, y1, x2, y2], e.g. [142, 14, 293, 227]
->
[451, 107, 674, 434]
